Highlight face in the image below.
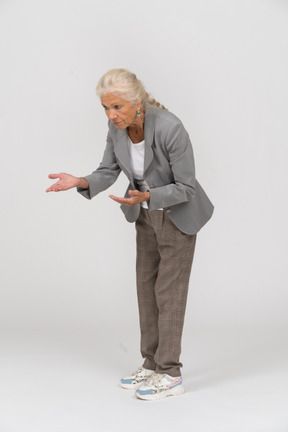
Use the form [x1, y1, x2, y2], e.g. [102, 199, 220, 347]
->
[101, 93, 141, 130]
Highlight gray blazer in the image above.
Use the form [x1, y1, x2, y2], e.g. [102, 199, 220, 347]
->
[77, 104, 214, 235]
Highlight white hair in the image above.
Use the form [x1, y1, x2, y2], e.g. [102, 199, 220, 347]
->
[96, 69, 167, 110]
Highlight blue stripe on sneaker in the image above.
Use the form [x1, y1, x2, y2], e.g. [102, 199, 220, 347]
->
[136, 389, 153, 396]
[121, 378, 133, 385]
[168, 377, 182, 389]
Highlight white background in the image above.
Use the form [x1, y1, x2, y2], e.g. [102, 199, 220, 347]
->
[0, 1, 288, 431]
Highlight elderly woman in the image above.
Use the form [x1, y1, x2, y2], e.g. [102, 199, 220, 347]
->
[47, 69, 214, 401]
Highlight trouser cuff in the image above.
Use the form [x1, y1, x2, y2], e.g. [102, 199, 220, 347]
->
[155, 366, 181, 377]
[142, 358, 157, 371]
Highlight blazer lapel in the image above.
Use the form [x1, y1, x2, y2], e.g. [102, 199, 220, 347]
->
[113, 129, 132, 174]
[143, 105, 155, 174]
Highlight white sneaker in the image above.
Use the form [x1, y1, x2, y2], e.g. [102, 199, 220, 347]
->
[120, 366, 155, 390]
[135, 373, 185, 400]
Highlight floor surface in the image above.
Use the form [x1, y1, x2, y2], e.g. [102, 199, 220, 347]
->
[0, 328, 287, 432]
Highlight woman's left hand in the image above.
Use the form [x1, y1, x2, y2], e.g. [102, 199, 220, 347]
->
[109, 190, 150, 206]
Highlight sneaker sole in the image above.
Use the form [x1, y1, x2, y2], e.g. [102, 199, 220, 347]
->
[135, 384, 185, 401]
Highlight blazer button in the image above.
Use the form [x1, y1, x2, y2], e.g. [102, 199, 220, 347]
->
[166, 209, 171, 214]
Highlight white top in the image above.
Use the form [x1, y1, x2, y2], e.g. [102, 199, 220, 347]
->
[128, 138, 149, 209]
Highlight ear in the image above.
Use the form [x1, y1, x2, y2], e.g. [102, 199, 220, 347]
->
[136, 102, 141, 111]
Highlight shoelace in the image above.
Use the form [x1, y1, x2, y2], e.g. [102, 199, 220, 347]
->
[132, 367, 145, 377]
[146, 373, 164, 387]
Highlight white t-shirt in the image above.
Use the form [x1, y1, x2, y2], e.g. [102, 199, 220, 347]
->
[128, 138, 149, 209]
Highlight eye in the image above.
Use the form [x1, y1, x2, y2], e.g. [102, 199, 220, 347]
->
[114, 105, 121, 110]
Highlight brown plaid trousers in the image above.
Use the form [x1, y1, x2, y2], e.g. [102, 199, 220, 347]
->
[135, 208, 197, 377]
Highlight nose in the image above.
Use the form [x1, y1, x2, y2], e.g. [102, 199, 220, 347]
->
[107, 109, 117, 120]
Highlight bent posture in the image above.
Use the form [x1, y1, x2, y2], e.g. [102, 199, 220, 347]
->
[47, 69, 214, 401]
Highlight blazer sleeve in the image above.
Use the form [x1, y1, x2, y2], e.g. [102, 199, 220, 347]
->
[77, 132, 121, 200]
[148, 120, 196, 210]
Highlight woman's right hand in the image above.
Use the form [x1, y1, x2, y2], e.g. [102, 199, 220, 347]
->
[46, 173, 87, 192]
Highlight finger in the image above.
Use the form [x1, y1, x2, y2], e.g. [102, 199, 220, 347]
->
[48, 173, 61, 179]
[109, 195, 132, 205]
[46, 187, 58, 192]
[109, 195, 124, 202]
[128, 189, 140, 196]
[46, 180, 62, 192]
[46, 187, 56, 192]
